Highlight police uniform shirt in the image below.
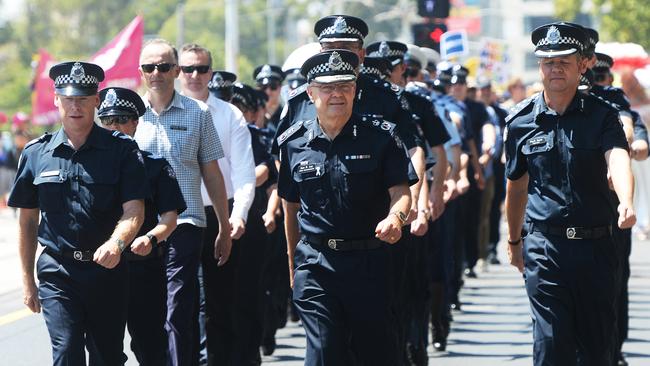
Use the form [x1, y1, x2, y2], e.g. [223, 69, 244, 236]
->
[632, 110, 649, 143]
[248, 124, 278, 208]
[465, 98, 491, 150]
[505, 92, 628, 226]
[8, 124, 148, 252]
[138, 151, 187, 240]
[272, 74, 422, 155]
[403, 89, 450, 147]
[590, 84, 632, 113]
[277, 114, 414, 238]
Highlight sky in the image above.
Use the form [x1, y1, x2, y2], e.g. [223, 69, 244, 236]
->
[0, 0, 24, 24]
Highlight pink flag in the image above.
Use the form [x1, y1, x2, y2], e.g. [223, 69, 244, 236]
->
[31, 16, 144, 125]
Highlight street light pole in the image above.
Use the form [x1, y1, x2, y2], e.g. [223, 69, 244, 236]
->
[225, 0, 239, 74]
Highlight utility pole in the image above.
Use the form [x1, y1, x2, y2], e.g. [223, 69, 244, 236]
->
[267, 0, 277, 64]
[225, 0, 239, 74]
[176, 3, 185, 49]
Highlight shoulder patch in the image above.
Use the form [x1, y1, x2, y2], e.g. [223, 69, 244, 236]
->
[288, 84, 308, 99]
[24, 133, 51, 149]
[276, 120, 305, 146]
[111, 130, 134, 141]
[505, 94, 536, 123]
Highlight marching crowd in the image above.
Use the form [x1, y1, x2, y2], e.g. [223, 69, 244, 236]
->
[5, 12, 647, 366]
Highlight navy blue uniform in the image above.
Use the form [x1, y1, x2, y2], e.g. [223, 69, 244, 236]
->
[8, 125, 148, 366]
[505, 91, 628, 365]
[273, 74, 422, 155]
[278, 114, 414, 365]
[123, 152, 185, 366]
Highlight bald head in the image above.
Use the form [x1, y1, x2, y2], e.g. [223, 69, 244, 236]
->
[140, 39, 178, 64]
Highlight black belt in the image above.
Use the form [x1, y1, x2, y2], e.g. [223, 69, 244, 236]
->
[530, 222, 611, 240]
[45, 248, 94, 262]
[123, 244, 166, 261]
[301, 234, 384, 251]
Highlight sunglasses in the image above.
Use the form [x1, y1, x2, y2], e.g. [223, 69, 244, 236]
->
[140, 63, 176, 73]
[180, 65, 211, 74]
[260, 82, 280, 91]
[100, 115, 133, 125]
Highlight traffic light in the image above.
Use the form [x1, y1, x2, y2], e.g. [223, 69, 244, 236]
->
[417, 0, 450, 19]
[412, 23, 447, 52]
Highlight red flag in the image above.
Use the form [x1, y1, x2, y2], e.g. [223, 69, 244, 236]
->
[91, 15, 143, 89]
[32, 49, 58, 126]
[31, 16, 144, 125]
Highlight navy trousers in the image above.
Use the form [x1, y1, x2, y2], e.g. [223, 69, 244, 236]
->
[523, 229, 618, 366]
[38, 250, 128, 366]
[293, 240, 398, 366]
[165, 223, 204, 366]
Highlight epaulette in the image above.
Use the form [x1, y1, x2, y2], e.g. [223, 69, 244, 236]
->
[288, 84, 308, 99]
[505, 94, 536, 123]
[589, 92, 621, 111]
[371, 78, 401, 94]
[111, 130, 134, 141]
[142, 150, 163, 160]
[360, 115, 396, 134]
[276, 120, 305, 146]
[24, 133, 51, 150]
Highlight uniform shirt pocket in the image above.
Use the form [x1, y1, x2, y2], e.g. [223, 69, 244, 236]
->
[521, 132, 555, 183]
[340, 159, 378, 201]
[33, 175, 66, 213]
[81, 171, 119, 212]
[292, 162, 326, 205]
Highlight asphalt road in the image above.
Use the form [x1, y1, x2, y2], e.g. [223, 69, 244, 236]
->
[0, 208, 648, 365]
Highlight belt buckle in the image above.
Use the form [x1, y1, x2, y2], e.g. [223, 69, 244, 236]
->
[327, 239, 342, 250]
[566, 227, 580, 240]
[73, 251, 90, 261]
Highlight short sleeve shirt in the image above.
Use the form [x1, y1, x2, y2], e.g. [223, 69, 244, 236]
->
[8, 125, 148, 252]
[135, 92, 224, 227]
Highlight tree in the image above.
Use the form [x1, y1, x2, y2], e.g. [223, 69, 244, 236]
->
[553, 0, 650, 50]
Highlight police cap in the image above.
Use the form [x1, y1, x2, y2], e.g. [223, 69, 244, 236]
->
[49, 61, 105, 96]
[284, 68, 307, 90]
[360, 56, 391, 80]
[300, 49, 359, 84]
[314, 15, 368, 44]
[253, 64, 285, 85]
[594, 52, 614, 72]
[531, 22, 586, 58]
[208, 71, 237, 90]
[98, 87, 145, 118]
[366, 41, 408, 66]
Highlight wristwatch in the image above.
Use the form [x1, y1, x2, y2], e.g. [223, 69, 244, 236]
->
[391, 211, 408, 226]
[146, 233, 158, 247]
[419, 209, 431, 221]
[114, 238, 126, 252]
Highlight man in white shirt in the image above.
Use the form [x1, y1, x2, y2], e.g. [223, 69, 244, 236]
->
[178, 43, 258, 365]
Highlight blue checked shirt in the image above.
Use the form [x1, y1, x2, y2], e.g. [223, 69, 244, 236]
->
[135, 91, 224, 227]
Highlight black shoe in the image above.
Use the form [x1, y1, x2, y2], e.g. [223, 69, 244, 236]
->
[464, 268, 477, 278]
[261, 336, 276, 356]
[487, 253, 501, 265]
[617, 353, 628, 366]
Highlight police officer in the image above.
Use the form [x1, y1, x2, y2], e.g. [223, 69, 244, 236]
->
[278, 49, 416, 365]
[8, 62, 148, 365]
[253, 64, 285, 129]
[208, 70, 237, 102]
[96, 87, 187, 365]
[505, 23, 636, 365]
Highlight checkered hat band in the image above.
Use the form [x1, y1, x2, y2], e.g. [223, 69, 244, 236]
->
[361, 66, 384, 78]
[256, 71, 283, 80]
[595, 60, 611, 69]
[307, 62, 355, 80]
[55, 74, 99, 86]
[100, 98, 138, 113]
[368, 50, 405, 58]
[536, 37, 583, 50]
[209, 80, 233, 88]
[320, 25, 363, 38]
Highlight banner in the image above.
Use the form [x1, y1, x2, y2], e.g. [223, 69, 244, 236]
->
[31, 16, 144, 126]
[477, 38, 510, 85]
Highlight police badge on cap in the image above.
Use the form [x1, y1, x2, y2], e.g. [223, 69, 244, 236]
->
[253, 64, 284, 85]
[98, 87, 146, 118]
[49, 61, 105, 96]
[531, 22, 587, 58]
[314, 15, 369, 43]
[208, 71, 237, 90]
[366, 41, 408, 66]
[300, 49, 359, 84]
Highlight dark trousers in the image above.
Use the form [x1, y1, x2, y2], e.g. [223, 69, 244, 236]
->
[261, 215, 291, 343]
[463, 167, 482, 270]
[38, 250, 128, 366]
[523, 229, 618, 365]
[202, 203, 267, 365]
[127, 256, 168, 365]
[406, 229, 431, 360]
[391, 229, 412, 365]
[488, 161, 505, 256]
[293, 240, 398, 366]
[165, 223, 204, 366]
[613, 226, 632, 355]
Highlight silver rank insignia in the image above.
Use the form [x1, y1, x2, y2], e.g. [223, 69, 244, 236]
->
[165, 165, 176, 179]
[329, 51, 343, 71]
[334, 17, 347, 33]
[379, 41, 390, 57]
[135, 149, 144, 164]
[373, 119, 381, 127]
[381, 122, 391, 131]
[105, 89, 117, 107]
[70, 62, 85, 82]
[546, 25, 560, 45]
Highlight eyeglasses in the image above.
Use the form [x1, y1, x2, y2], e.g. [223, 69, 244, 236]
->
[260, 82, 280, 91]
[100, 116, 133, 125]
[140, 63, 176, 73]
[311, 83, 355, 94]
[180, 65, 211, 74]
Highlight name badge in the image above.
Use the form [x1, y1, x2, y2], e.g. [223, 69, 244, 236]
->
[39, 170, 60, 177]
[170, 125, 188, 131]
[297, 161, 324, 178]
[527, 137, 546, 147]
